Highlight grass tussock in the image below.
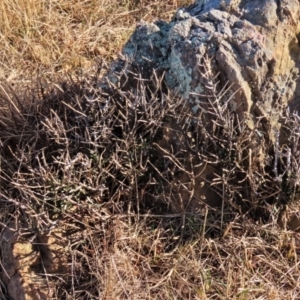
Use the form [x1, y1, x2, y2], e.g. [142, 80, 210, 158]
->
[1, 1, 300, 300]
[1, 63, 300, 299]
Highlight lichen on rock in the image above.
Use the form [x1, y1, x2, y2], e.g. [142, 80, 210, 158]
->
[102, 0, 300, 212]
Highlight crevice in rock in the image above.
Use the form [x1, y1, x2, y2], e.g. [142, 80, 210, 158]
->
[275, 0, 283, 22]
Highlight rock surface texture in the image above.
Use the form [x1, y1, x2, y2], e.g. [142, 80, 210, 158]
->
[106, 0, 300, 128]
[1, 221, 69, 300]
[103, 0, 300, 212]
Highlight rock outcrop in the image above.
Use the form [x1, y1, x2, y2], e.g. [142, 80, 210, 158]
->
[102, 0, 300, 212]
[105, 0, 300, 129]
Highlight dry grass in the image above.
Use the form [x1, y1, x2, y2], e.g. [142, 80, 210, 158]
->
[0, 0, 192, 80]
[1, 1, 300, 300]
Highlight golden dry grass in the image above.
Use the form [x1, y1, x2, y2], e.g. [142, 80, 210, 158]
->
[0, 0, 192, 79]
[1, 1, 300, 300]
